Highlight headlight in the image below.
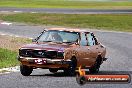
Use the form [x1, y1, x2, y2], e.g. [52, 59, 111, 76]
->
[19, 49, 24, 56]
[19, 49, 32, 57]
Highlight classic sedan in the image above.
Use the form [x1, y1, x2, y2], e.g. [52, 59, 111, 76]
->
[17, 28, 107, 76]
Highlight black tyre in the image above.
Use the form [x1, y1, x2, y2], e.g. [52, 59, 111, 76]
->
[89, 64, 99, 74]
[49, 68, 58, 73]
[64, 58, 77, 76]
[89, 57, 102, 74]
[20, 65, 33, 76]
[76, 76, 87, 85]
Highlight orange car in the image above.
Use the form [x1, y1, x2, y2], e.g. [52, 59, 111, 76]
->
[17, 28, 107, 76]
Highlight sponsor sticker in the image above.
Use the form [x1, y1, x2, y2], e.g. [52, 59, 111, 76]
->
[76, 66, 131, 85]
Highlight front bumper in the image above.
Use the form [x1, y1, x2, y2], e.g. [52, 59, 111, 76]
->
[103, 57, 108, 61]
[17, 56, 71, 68]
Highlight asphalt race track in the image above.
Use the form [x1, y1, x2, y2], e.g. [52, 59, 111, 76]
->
[0, 22, 132, 88]
[0, 7, 132, 14]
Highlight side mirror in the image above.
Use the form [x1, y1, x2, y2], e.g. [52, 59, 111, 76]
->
[75, 42, 79, 45]
[32, 39, 37, 42]
[98, 42, 101, 45]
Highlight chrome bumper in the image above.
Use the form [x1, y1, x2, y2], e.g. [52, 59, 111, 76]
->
[17, 56, 71, 65]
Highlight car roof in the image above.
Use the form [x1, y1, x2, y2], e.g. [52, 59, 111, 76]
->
[46, 28, 90, 33]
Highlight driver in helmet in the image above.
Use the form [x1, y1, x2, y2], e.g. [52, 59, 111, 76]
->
[48, 32, 63, 41]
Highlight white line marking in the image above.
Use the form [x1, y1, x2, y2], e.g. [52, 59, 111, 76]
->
[0, 33, 6, 35]
[13, 11, 22, 13]
[1, 22, 12, 25]
[14, 35, 20, 37]
[0, 66, 20, 74]
[30, 12, 38, 13]
[0, 11, 10, 13]
[29, 38, 33, 39]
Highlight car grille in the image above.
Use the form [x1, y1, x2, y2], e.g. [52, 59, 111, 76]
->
[19, 49, 58, 59]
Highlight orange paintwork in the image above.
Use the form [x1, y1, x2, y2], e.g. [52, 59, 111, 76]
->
[18, 28, 106, 70]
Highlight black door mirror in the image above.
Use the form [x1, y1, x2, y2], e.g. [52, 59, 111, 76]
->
[32, 39, 37, 42]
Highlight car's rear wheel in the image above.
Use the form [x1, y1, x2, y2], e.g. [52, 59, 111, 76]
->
[89, 57, 102, 74]
[20, 65, 33, 76]
[64, 58, 77, 76]
[49, 68, 58, 73]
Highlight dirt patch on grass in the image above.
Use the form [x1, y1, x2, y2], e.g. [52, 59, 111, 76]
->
[0, 35, 31, 52]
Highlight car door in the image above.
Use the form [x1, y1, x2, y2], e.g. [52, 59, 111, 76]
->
[86, 33, 99, 65]
[86, 32, 105, 67]
[77, 32, 92, 67]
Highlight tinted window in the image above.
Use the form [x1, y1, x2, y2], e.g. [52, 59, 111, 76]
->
[87, 33, 96, 46]
[80, 33, 87, 46]
[37, 30, 79, 43]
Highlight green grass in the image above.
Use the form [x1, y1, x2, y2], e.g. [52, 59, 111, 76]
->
[0, 13, 132, 32]
[0, 36, 31, 69]
[0, 48, 18, 68]
[0, 0, 132, 9]
[10, 37, 31, 44]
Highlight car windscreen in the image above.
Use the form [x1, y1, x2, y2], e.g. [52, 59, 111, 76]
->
[37, 30, 80, 43]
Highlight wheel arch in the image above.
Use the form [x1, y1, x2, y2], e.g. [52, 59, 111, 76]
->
[97, 55, 103, 59]
[70, 56, 77, 67]
[96, 55, 103, 65]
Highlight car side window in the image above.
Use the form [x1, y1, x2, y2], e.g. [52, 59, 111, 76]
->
[87, 33, 96, 46]
[80, 33, 87, 46]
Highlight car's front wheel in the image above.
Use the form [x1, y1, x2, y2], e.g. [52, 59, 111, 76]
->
[89, 64, 99, 74]
[64, 58, 77, 76]
[20, 65, 33, 76]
